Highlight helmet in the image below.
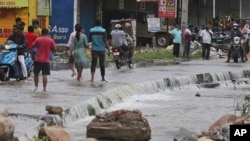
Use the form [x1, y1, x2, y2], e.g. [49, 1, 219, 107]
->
[115, 24, 121, 29]
[233, 23, 238, 30]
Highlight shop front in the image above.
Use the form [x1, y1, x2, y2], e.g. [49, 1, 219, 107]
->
[0, 0, 28, 44]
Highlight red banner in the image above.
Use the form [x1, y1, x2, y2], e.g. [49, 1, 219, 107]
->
[158, 0, 177, 18]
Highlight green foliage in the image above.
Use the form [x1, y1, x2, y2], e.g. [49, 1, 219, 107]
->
[133, 48, 173, 60]
[27, 136, 49, 141]
[87, 104, 96, 116]
[106, 46, 202, 61]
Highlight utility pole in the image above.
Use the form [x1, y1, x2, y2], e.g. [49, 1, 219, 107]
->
[180, 0, 189, 54]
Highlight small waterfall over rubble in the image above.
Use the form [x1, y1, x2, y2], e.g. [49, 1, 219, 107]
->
[62, 69, 250, 126]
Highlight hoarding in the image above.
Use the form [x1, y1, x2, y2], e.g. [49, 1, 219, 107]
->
[49, 0, 74, 44]
[0, 0, 28, 8]
[158, 0, 177, 18]
[37, 0, 51, 16]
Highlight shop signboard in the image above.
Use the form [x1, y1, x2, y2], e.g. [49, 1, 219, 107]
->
[49, 0, 74, 44]
[0, 0, 28, 8]
[0, 0, 28, 44]
[158, 0, 177, 18]
[37, 0, 51, 16]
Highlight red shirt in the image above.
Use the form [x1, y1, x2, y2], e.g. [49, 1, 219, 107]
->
[25, 32, 38, 50]
[32, 36, 57, 63]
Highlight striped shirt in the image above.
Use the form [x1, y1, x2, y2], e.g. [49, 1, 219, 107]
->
[89, 26, 107, 52]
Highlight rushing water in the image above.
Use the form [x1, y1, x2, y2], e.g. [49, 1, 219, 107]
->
[1, 60, 250, 141]
[61, 70, 250, 141]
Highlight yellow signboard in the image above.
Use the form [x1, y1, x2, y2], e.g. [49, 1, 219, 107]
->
[0, 0, 28, 8]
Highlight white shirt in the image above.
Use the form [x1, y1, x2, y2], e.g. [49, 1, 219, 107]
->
[200, 29, 213, 44]
[67, 31, 76, 47]
[111, 29, 127, 47]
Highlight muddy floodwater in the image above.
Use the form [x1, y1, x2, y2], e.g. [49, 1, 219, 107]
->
[0, 58, 250, 141]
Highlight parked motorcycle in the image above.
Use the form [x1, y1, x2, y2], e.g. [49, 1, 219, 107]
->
[112, 46, 133, 69]
[0, 40, 33, 81]
[211, 32, 231, 52]
[230, 36, 242, 63]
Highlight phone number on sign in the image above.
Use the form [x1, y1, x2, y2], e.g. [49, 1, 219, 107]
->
[50, 25, 69, 33]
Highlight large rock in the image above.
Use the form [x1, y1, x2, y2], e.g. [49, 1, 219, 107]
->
[86, 109, 151, 141]
[0, 108, 8, 117]
[0, 116, 15, 141]
[208, 114, 237, 132]
[38, 126, 72, 141]
[45, 105, 63, 116]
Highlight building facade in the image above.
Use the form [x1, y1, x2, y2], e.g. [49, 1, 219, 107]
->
[0, 0, 50, 44]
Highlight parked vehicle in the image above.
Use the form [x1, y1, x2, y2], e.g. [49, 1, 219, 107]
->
[211, 32, 231, 52]
[112, 46, 133, 69]
[230, 36, 242, 63]
[103, 10, 174, 47]
[0, 40, 33, 81]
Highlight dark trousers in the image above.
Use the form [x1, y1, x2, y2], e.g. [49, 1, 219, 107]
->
[91, 50, 106, 77]
[202, 43, 211, 60]
[183, 42, 191, 59]
[121, 45, 134, 62]
[227, 45, 244, 62]
[173, 43, 180, 58]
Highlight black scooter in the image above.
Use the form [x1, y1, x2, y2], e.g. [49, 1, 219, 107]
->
[230, 36, 242, 63]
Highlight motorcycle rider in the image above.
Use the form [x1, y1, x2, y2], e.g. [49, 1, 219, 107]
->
[226, 23, 244, 63]
[110, 23, 133, 64]
[123, 22, 134, 63]
[7, 24, 28, 80]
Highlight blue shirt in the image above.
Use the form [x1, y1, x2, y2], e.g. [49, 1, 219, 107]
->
[89, 26, 107, 51]
[169, 28, 182, 44]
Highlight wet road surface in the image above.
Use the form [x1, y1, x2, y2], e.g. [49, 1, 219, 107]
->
[1, 58, 250, 140]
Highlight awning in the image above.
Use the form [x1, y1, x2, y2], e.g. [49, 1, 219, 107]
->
[0, 0, 28, 8]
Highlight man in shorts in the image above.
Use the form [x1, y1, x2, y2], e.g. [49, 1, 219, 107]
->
[32, 28, 57, 92]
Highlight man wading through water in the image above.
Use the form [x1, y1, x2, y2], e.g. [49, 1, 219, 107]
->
[32, 28, 57, 92]
[89, 19, 110, 82]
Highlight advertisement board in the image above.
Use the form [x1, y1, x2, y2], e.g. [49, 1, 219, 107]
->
[37, 0, 51, 16]
[49, 0, 74, 44]
[0, 0, 28, 8]
[158, 0, 177, 18]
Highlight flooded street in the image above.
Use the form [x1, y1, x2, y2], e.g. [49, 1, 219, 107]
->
[1, 58, 250, 141]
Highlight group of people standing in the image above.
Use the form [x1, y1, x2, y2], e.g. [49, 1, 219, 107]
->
[169, 24, 214, 63]
[6, 17, 57, 92]
[5, 18, 111, 92]
[169, 21, 250, 63]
